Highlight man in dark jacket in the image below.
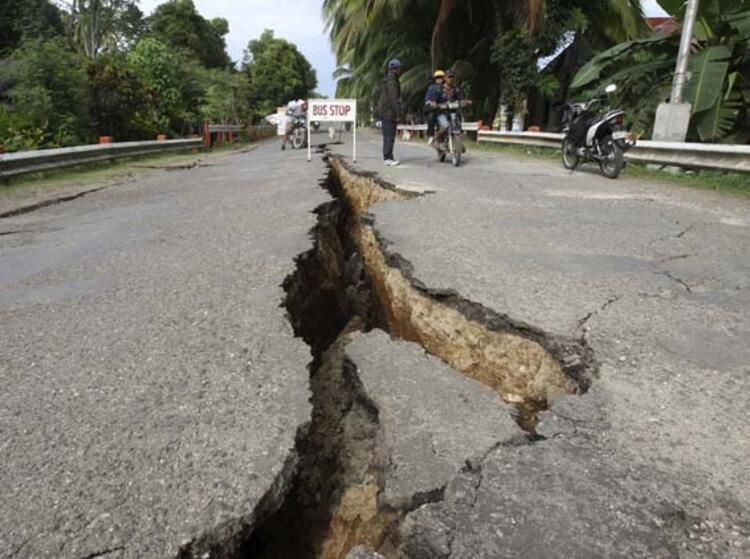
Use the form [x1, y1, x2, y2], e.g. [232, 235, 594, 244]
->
[378, 59, 402, 166]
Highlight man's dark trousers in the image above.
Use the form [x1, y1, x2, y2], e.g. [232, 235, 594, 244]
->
[382, 120, 397, 161]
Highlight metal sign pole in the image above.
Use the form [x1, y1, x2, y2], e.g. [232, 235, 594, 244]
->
[307, 102, 312, 162]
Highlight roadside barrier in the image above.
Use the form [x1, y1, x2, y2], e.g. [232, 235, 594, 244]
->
[477, 130, 750, 173]
[0, 139, 202, 179]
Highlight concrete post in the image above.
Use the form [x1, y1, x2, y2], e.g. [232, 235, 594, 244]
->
[652, 0, 700, 142]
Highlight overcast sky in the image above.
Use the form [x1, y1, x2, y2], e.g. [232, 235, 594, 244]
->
[139, 0, 669, 97]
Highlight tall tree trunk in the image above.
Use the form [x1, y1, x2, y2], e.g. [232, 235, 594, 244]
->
[431, 0, 458, 69]
[489, 0, 505, 128]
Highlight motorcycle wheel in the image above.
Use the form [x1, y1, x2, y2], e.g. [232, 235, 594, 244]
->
[561, 137, 579, 170]
[292, 128, 306, 149]
[599, 135, 624, 179]
[452, 136, 463, 167]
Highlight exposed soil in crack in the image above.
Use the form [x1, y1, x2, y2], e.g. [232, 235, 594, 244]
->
[241, 156, 597, 558]
[328, 157, 595, 432]
[242, 178, 399, 558]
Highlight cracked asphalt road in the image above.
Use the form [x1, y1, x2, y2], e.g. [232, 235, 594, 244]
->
[332, 132, 750, 557]
[0, 141, 327, 558]
[2, 130, 749, 558]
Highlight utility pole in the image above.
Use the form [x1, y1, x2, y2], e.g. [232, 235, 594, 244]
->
[670, 0, 701, 104]
[652, 0, 700, 141]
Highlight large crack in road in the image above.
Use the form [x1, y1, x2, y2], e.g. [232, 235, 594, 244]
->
[242, 156, 598, 558]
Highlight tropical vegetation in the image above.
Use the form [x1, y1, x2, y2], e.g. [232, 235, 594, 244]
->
[324, 0, 650, 124]
[572, 0, 750, 143]
[0, 0, 317, 152]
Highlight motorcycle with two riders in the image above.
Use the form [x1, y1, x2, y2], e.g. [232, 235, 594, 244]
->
[426, 72, 472, 167]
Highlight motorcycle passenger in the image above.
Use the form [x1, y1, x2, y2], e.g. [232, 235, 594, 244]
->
[424, 70, 446, 146]
[426, 69, 467, 154]
[282, 99, 307, 151]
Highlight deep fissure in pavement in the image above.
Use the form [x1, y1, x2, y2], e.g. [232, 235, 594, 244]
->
[329, 157, 594, 431]
[242, 181, 399, 558]
[243, 158, 596, 558]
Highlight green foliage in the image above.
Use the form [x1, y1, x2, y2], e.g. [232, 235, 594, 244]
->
[0, 107, 46, 151]
[88, 54, 155, 138]
[0, 2, 304, 150]
[200, 70, 251, 123]
[0, 0, 65, 53]
[685, 45, 732, 114]
[2, 37, 90, 148]
[148, 0, 231, 69]
[571, 0, 750, 142]
[243, 30, 317, 119]
[127, 37, 183, 133]
[60, 0, 145, 58]
[324, 0, 648, 123]
[490, 29, 541, 108]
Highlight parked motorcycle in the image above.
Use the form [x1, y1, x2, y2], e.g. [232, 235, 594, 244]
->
[436, 100, 471, 167]
[561, 84, 636, 179]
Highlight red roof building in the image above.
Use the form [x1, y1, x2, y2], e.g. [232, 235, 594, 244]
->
[646, 17, 679, 35]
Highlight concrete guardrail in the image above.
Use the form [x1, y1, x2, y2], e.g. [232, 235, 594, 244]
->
[0, 138, 203, 179]
[478, 130, 750, 173]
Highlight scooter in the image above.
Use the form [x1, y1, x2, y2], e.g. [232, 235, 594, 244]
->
[561, 84, 636, 179]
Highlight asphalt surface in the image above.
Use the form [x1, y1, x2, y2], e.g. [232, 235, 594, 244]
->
[332, 131, 750, 557]
[2, 130, 749, 558]
[0, 143, 328, 558]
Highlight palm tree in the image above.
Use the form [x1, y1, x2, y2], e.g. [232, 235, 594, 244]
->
[323, 0, 648, 123]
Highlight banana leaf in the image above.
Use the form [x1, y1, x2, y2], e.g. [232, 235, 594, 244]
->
[570, 35, 669, 90]
[725, 11, 750, 37]
[695, 89, 742, 141]
[685, 45, 731, 114]
[658, 0, 686, 17]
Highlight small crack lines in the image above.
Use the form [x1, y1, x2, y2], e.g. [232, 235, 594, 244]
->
[9, 537, 32, 558]
[676, 223, 697, 239]
[658, 270, 693, 293]
[0, 186, 108, 219]
[577, 296, 622, 331]
[657, 253, 695, 263]
[79, 546, 125, 559]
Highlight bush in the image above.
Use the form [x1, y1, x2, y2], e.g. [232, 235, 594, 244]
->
[88, 54, 156, 140]
[5, 37, 90, 147]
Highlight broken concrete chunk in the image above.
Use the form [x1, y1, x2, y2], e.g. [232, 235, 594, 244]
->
[346, 330, 524, 511]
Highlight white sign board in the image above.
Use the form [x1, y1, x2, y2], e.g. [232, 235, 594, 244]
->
[307, 99, 357, 162]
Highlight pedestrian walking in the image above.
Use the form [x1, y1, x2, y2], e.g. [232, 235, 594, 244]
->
[379, 58, 402, 166]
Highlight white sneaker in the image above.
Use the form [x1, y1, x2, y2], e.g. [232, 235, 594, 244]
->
[389, 159, 401, 167]
[427, 137, 434, 146]
[384, 159, 394, 166]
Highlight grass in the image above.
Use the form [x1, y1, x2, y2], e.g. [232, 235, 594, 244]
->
[1, 148, 206, 195]
[0, 135, 272, 195]
[469, 139, 750, 198]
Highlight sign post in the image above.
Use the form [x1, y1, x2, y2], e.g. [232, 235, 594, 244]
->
[307, 99, 357, 162]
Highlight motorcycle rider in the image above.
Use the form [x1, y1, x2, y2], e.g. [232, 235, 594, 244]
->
[282, 98, 307, 150]
[424, 70, 445, 145]
[426, 69, 469, 155]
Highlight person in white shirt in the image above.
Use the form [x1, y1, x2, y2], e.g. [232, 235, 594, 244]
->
[282, 99, 307, 150]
